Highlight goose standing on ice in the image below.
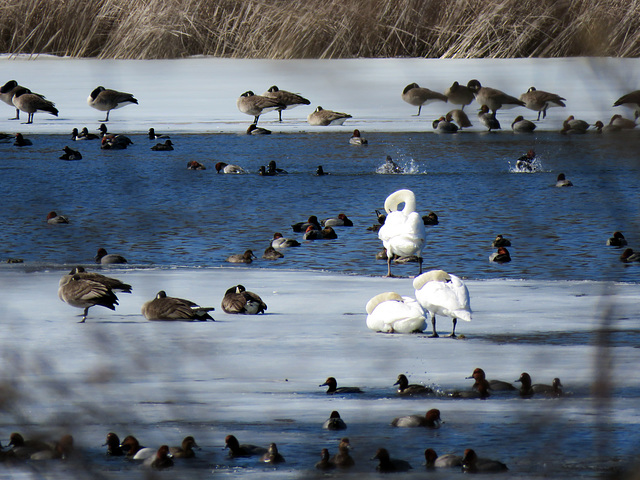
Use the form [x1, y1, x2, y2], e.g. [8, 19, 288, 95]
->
[237, 91, 283, 125]
[87, 86, 138, 122]
[262, 85, 310, 122]
[378, 189, 426, 277]
[365, 292, 426, 334]
[413, 270, 471, 338]
[58, 274, 120, 323]
[519, 86, 566, 120]
[12, 87, 58, 124]
[401, 83, 447, 116]
[1, 79, 24, 119]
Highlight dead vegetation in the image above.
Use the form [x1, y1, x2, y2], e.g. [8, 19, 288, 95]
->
[1, 0, 639, 59]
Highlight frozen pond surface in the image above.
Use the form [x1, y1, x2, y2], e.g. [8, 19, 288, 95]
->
[0, 56, 639, 478]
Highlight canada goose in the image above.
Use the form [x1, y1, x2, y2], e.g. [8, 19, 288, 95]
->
[401, 83, 447, 116]
[613, 90, 640, 119]
[12, 87, 58, 124]
[59, 146, 82, 160]
[519, 86, 566, 120]
[58, 274, 120, 322]
[142, 290, 214, 321]
[221, 284, 267, 314]
[511, 116, 536, 132]
[446, 109, 472, 128]
[467, 79, 524, 115]
[477, 105, 501, 132]
[237, 91, 283, 125]
[0, 79, 23, 119]
[61, 266, 132, 293]
[263, 85, 310, 121]
[307, 106, 352, 126]
[445, 81, 475, 110]
[87, 86, 138, 122]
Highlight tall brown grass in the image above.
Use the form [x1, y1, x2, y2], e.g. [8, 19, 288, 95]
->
[1, 0, 639, 59]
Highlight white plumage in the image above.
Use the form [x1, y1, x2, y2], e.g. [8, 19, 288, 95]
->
[365, 292, 426, 334]
[413, 270, 471, 337]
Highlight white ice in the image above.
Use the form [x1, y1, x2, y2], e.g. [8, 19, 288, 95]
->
[1, 55, 639, 134]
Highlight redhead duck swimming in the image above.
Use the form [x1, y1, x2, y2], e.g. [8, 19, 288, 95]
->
[148, 128, 169, 140]
[516, 149, 536, 171]
[594, 120, 622, 134]
[331, 438, 355, 468]
[315, 448, 335, 470]
[322, 411, 347, 430]
[261, 443, 285, 464]
[262, 85, 310, 122]
[606, 231, 627, 247]
[47, 211, 69, 224]
[120, 435, 145, 457]
[246, 123, 271, 134]
[262, 246, 284, 260]
[304, 225, 337, 240]
[226, 249, 257, 263]
[103, 432, 124, 456]
[532, 377, 563, 397]
[401, 82, 447, 116]
[272, 232, 300, 248]
[555, 173, 573, 187]
[511, 115, 536, 132]
[425, 448, 462, 468]
[394, 374, 433, 395]
[99, 126, 133, 149]
[187, 160, 206, 170]
[58, 273, 119, 323]
[320, 377, 363, 394]
[151, 139, 173, 151]
[307, 106, 352, 126]
[87, 86, 137, 122]
[422, 211, 439, 225]
[462, 448, 508, 473]
[215, 161, 246, 174]
[365, 292, 426, 334]
[292, 215, 321, 232]
[451, 379, 490, 399]
[142, 290, 214, 321]
[224, 435, 267, 457]
[432, 116, 459, 133]
[12, 87, 58, 123]
[144, 445, 173, 470]
[8, 432, 56, 460]
[59, 146, 82, 160]
[477, 104, 501, 132]
[515, 372, 535, 397]
[323, 213, 353, 227]
[170, 436, 199, 458]
[221, 284, 267, 314]
[391, 408, 441, 428]
[14, 133, 32, 146]
[490, 247, 511, 263]
[30, 435, 74, 461]
[468, 368, 515, 391]
[379, 189, 426, 276]
[445, 81, 475, 110]
[561, 115, 589, 134]
[95, 247, 127, 264]
[467, 79, 525, 115]
[349, 129, 368, 145]
[61, 266, 132, 293]
[609, 114, 637, 129]
[492, 234, 511, 247]
[519, 86, 566, 120]
[620, 248, 640, 263]
[237, 91, 283, 125]
[372, 447, 412, 473]
[413, 270, 471, 338]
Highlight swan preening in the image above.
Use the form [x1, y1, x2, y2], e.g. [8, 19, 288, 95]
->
[413, 270, 472, 338]
[378, 189, 426, 277]
[365, 292, 426, 333]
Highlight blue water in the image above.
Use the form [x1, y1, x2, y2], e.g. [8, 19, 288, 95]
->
[1, 130, 639, 282]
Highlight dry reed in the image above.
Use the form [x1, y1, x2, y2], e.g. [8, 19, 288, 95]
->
[0, 0, 639, 59]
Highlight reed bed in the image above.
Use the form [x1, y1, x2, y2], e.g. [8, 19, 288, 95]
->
[1, 0, 639, 59]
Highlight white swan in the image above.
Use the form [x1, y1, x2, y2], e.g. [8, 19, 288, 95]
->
[365, 292, 426, 333]
[413, 270, 471, 338]
[378, 189, 426, 277]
